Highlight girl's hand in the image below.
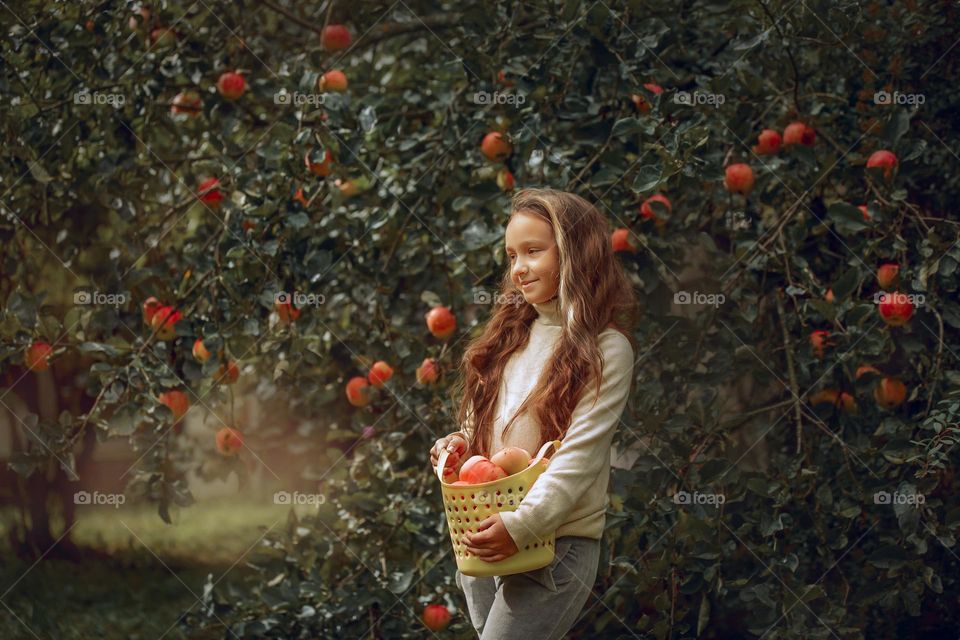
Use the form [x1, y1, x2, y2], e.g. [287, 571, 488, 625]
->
[463, 514, 519, 562]
[430, 434, 468, 476]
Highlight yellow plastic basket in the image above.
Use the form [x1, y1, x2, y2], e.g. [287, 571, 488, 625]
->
[436, 439, 561, 577]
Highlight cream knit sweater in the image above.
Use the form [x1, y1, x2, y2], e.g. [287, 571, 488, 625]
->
[445, 296, 635, 550]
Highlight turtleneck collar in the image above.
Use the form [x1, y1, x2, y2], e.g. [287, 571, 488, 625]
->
[532, 295, 562, 326]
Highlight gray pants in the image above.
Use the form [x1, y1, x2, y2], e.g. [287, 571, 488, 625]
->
[455, 536, 601, 639]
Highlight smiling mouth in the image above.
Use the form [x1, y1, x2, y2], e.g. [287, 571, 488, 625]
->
[521, 280, 538, 287]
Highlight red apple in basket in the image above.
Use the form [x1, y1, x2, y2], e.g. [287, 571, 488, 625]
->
[491, 446, 531, 476]
[459, 455, 508, 484]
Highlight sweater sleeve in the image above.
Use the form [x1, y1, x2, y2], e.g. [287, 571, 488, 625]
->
[499, 331, 634, 550]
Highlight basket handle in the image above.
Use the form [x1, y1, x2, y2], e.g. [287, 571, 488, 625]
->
[533, 439, 562, 463]
[436, 446, 453, 483]
[437, 439, 562, 483]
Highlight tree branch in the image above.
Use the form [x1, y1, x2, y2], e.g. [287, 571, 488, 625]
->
[260, 0, 461, 48]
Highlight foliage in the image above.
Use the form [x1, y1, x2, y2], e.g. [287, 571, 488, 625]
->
[2, 0, 959, 637]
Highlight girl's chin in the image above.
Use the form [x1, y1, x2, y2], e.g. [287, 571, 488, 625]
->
[523, 290, 557, 304]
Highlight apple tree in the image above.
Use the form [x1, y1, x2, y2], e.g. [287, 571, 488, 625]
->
[2, 0, 960, 638]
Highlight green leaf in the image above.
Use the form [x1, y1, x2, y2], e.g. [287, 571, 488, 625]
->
[77, 342, 120, 357]
[923, 566, 943, 594]
[612, 117, 644, 139]
[831, 267, 862, 301]
[387, 566, 413, 593]
[632, 165, 662, 193]
[285, 212, 310, 230]
[697, 593, 710, 636]
[882, 110, 911, 147]
[158, 498, 172, 525]
[589, 166, 621, 187]
[28, 160, 53, 183]
[359, 105, 377, 133]
[827, 202, 870, 233]
[697, 459, 729, 484]
[867, 545, 909, 569]
[110, 403, 139, 437]
[6, 290, 36, 327]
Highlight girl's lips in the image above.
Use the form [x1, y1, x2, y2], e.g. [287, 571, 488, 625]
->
[522, 280, 538, 288]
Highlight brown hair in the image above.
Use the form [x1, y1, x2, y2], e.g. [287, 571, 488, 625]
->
[452, 188, 639, 458]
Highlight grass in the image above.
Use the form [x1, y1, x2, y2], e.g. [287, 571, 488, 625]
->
[0, 497, 302, 640]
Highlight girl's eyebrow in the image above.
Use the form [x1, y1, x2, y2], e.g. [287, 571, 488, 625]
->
[504, 239, 548, 251]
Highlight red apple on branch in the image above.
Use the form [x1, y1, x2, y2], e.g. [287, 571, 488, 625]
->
[426, 306, 456, 339]
[321, 24, 351, 51]
[216, 71, 246, 100]
[752, 128, 782, 154]
[368, 361, 393, 387]
[724, 163, 755, 195]
[421, 604, 451, 631]
[783, 121, 815, 146]
[611, 228, 637, 253]
[215, 427, 243, 456]
[480, 132, 512, 162]
[866, 150, 898, 181]
[159, 390, 190, 421]
[25, 342, 53, 372]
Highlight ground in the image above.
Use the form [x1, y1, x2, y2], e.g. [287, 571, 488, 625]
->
[0, 498, 295, 640]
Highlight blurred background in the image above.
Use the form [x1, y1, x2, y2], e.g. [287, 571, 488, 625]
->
[1, 0, 959, 638]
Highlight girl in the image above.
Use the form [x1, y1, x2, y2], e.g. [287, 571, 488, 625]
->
[429, 188, 638, 639]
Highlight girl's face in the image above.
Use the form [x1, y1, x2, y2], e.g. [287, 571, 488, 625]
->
[505, 211, 560, 304]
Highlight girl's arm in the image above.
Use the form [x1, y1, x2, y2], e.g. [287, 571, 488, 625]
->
[498, 331, 635, 550]
[437, 405, 475, 474]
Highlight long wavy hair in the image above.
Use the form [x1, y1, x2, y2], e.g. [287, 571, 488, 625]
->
[452, 188, 639, 458]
